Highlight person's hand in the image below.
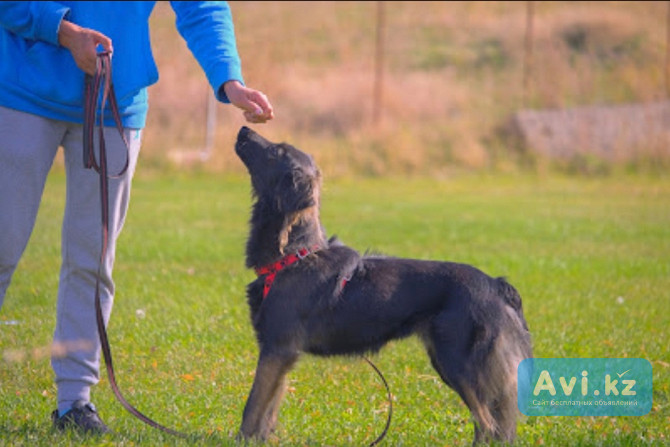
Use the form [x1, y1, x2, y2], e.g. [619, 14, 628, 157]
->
[58, 19, 112, 75]
[223, 80, 274, 124]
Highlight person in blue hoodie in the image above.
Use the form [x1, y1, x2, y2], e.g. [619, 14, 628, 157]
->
[0, 1, 274, 434]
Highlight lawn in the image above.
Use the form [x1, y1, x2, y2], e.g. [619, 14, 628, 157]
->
[1, 168, 668, 446]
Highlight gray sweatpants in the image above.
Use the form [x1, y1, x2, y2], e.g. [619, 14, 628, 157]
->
[0, 105, 141, 411]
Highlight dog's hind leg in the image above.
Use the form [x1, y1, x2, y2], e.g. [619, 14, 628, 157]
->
[239, 351, 298, 440]
[420, 316, 500, 445]
[479, 329, 529, 444]
[425, 348, 498, 444]
[427, 328, 526, 444]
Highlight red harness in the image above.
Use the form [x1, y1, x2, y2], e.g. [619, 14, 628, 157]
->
[255, 246, 318, 299]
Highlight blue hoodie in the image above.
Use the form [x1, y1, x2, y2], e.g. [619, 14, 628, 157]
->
[0, 1, 244, 129]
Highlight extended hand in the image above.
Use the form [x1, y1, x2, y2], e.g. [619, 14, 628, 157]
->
[224, 81, 274, 124]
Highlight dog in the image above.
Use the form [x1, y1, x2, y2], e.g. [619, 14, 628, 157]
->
[234, 126, 532, 445]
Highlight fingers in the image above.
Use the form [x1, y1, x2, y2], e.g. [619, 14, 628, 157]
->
[224, 81, 275, 124]
[244, 109, 272, 124]
[93, 31, 113, 54]
[243, 101, 274, 124]
[77, 49, 98, 76]
[245, 90, 274, 123]
[80, 30, 113, 75]
[58, 20, 113, 75]
[237, 95, 273, 123]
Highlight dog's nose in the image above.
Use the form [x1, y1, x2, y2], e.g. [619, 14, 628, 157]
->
[237, 126, 252, 142]
[236, 126, 274, 152]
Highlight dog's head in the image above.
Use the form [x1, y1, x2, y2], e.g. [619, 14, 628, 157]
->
[236, 126, 324, 265]
[236, 126, 321, 213]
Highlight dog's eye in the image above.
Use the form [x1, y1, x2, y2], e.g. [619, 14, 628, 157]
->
[276, 147, 286, 157]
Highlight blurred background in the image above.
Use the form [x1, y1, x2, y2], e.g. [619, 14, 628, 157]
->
[142, 1, 670, 177]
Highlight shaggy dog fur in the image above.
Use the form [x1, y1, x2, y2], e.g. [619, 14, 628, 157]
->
[234, 126, 532, 444]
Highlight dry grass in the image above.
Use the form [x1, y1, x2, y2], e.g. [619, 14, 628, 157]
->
[142, 1, 669, 176]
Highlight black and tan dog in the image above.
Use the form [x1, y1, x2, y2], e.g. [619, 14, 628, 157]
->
[234, 126, 532, 445]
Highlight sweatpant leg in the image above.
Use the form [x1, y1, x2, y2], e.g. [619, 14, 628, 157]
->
[0, 106, 63, 307]
[51, 124, 142, 409]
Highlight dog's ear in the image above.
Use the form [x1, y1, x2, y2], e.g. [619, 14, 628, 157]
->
[276, 170, 315, 214]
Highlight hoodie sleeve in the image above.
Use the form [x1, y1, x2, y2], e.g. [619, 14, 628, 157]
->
[0, 1, 70, 46]
[170, 1, 244, 103]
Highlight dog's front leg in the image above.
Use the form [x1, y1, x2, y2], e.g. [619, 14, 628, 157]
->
[260, 373, 290, 438]
[239, 351, 298, 441]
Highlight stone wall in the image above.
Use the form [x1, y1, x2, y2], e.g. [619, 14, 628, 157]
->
[504, 101, 670, 161]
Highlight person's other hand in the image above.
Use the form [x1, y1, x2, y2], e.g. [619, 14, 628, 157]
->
[223, 81, 274, 124]
[58, 20, 113, 75]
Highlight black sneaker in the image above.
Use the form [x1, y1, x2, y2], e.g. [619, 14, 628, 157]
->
[51, 400, 111, 434]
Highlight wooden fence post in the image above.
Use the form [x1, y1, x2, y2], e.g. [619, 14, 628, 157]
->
[665, 1, 670, 97]
[373, 1, 386, 126]
[523, 1, 534, 108]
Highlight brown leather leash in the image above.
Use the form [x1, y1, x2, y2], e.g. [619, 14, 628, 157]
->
[84, 51, 188, 439]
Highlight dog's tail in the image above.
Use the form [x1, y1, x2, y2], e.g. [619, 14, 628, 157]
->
[463, 277, 532, 444]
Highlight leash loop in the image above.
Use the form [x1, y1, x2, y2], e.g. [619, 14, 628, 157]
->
[85, 51, 188, 439]
[83, 50, 129, 178]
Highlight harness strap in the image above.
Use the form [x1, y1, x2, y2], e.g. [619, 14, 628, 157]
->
[255, 247, 315, 299]
[85, 51, 187, 439]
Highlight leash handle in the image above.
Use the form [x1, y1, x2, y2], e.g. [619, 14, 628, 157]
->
[85, 51, 188, 439]
[83, 51, 129, 177]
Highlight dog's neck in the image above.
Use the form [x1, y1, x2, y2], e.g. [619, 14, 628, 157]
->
[246, 203, 327, 269]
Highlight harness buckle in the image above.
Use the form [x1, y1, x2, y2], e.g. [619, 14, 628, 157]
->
[296, 248, 309, 259]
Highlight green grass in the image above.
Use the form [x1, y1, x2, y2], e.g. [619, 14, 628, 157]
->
[1, 168, 668, 446]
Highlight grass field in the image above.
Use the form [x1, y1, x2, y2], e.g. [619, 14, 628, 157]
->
[0, 167, 668, 446]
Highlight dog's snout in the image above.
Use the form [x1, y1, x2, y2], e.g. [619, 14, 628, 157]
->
[236, 126, 273, 154]
[237, 126, 252, 142]
[236, 126, 256, 161]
